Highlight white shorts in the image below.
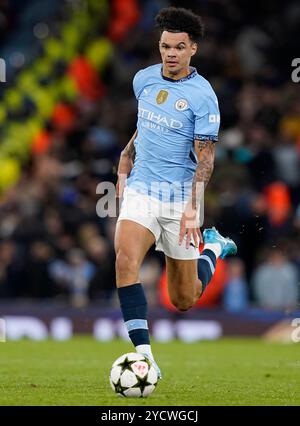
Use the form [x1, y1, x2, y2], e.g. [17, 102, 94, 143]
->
[117, 186, 200, 260]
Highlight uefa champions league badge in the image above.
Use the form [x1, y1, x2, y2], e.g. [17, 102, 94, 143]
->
[175, 99, 188, 111]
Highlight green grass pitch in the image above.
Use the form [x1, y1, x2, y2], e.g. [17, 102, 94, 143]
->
[0, 337, 299, 406]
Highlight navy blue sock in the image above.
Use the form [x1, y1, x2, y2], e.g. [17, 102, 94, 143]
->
[117, 283, 150, 346]
[198, 249, 217, 295]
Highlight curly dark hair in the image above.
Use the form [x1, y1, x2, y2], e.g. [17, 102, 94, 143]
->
[155, 7, 204, 42]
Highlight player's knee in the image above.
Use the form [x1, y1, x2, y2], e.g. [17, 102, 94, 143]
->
[115, 250, 139, 276]
[170, 293, 194, 312]
[177, 302, 193, 312]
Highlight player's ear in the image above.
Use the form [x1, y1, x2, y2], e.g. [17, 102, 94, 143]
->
[191, 42, 197, 56]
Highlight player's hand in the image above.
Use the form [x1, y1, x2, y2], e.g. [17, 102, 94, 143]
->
[179, 204, 203, 249]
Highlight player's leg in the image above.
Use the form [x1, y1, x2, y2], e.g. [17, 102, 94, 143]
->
[115, 220, 155, 285]
[164, 226, 237, 311]
[197, 226, 237, 294]
[114, 219, 162, 377]
[165, 257, 200, 311]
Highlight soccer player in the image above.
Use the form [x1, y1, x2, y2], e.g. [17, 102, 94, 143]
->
[114, 7, 237, 378]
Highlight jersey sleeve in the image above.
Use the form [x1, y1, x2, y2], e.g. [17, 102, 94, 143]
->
[132, 69, 145, 100]
[194, 92, 220, 142]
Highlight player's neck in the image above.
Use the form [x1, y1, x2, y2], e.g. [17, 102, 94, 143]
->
[162, 65, 192, 80]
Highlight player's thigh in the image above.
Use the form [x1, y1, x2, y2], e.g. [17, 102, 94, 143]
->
[115, 219, 156, 268]
[165, 255, 198, 301]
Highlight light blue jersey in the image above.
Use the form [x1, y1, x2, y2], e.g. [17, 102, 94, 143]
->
[126, 63, 220, 201]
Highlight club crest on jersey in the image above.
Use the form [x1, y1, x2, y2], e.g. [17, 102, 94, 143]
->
[156, 90, 169, 104]
[175, 99, 188, 111]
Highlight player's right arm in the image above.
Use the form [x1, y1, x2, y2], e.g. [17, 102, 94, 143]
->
[116, 129, 137, 198]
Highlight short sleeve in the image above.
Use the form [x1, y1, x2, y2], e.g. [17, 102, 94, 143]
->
[194, 93, 220, 142]
[132, 69, 145, 100]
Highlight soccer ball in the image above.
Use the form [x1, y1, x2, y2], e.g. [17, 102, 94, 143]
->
[109, 352, 158, 397]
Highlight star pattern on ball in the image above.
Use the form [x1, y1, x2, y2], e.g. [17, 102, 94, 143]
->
[118, 356, 135, 372]
[114, 378, 126, 396]
[132, 374, 153, 394]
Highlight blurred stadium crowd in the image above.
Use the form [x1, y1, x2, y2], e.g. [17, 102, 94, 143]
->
[0, 0, 299, 311]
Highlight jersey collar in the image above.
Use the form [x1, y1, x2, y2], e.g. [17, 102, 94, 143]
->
[161, 66, 197, 83]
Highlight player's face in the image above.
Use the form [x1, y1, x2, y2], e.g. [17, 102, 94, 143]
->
[159, 31, 197, 79]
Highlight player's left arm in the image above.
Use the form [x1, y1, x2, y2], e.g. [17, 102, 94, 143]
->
[179, 88, 219, 249]
[179, 140, 215, 249]
[191, 139, 215, 208]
